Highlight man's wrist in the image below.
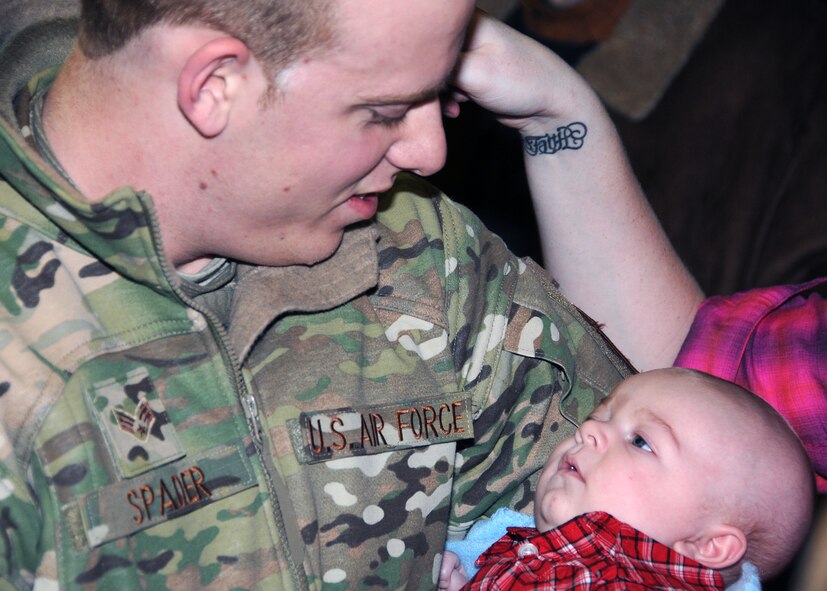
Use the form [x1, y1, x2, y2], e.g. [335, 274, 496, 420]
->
[522, 121, 588, 156]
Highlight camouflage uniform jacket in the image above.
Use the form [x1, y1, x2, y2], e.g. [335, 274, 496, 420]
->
[0, 67, 633, 589]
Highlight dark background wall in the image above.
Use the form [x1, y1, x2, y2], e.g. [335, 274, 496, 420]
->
[434, 0, 827, 299]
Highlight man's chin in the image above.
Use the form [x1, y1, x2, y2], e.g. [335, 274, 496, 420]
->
[270, 233, 345, 268]
[303, 235, 346, 266]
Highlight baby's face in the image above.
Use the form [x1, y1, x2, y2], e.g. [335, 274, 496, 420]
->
[534, 371, 732, 546]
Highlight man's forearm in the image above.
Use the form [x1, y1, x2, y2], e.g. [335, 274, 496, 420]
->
[452, 13, 703, 370]
[522, 89, 703, 369]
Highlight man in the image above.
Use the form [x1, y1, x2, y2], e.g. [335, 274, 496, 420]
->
[0, 1, 699, 588]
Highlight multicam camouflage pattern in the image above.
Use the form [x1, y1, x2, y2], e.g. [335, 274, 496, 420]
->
[0, 69, 633, 591]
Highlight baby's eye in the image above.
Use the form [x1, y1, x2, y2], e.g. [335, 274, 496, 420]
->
[631, 434, 653, 453]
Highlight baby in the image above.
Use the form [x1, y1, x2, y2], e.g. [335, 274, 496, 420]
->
[440, 368, 815, 590]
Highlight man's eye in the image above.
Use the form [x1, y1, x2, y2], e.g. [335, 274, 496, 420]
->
[369, 109, 407, 128]
[631, 434, 653, 453]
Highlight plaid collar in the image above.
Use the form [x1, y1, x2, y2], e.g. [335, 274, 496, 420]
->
[473, 511, 724, 590]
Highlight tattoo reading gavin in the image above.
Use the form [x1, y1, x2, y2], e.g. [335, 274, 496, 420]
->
[523, 122, 588, 156]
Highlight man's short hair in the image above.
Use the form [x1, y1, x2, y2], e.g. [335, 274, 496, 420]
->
[78, 0, 335, 75]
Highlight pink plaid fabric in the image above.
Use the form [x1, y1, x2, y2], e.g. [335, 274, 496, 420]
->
[465, 512, 723, 591]
[675, 278, 827, 492]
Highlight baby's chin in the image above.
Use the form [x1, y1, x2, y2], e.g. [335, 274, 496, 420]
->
[536, 504, 611, 533]
[534, 508, 571, 533]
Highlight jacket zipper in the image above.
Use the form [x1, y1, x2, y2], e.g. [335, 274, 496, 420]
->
[142, 195, 308, 591]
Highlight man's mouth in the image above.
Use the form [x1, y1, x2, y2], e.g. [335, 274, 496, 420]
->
[345, 193, 380, 220]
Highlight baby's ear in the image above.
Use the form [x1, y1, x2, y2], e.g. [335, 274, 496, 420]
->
[672, 525, 747, 570]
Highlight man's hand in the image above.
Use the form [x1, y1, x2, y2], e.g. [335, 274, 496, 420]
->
[448, 12, 596, 136]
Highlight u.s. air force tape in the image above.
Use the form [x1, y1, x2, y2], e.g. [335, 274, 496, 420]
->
[288, 394, 474, 464]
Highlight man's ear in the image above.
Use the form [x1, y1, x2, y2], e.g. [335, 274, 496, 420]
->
[673, 525, 747, 570]
[178, 37, 252, 138]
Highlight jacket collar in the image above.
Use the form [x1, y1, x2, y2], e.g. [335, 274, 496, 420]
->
[0, 75, 177, 294]
[483, 512, 724, 590]
[228, 224, 379, 362]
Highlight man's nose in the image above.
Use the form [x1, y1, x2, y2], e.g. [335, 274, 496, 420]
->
[385, 98, 447, 176]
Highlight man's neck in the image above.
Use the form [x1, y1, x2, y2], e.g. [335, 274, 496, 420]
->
[43, 51, 149, 203]
[41, 48, 210, 271]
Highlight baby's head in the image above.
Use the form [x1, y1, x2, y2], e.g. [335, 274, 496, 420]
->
[534, 367, 814, 584]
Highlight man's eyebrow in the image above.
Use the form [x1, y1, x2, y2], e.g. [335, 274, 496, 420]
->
[356, 34, 467, 106]
[357, 79, 450, 107]
[638, 409, 680, 450]
[357, 48, 461, 107]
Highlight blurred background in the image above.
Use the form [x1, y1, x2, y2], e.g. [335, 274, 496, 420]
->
[435, 0, 827, 299]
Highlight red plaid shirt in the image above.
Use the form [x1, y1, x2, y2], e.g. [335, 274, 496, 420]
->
[675, 278, 827, 492]
[463, 512, 723, 590]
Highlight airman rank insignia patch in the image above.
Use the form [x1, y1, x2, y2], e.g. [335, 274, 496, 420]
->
[112, 394, 156, 442]
[289, 394, 474, 464]
[86, 367, 185, 478]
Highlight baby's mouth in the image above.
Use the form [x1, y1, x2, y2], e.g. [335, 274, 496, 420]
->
[560, 454, 583, 481]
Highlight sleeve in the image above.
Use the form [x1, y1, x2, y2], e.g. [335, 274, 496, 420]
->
[674, 278, 827, 491]
[432, 190, 635, 527]
[0, 423, 42, 590]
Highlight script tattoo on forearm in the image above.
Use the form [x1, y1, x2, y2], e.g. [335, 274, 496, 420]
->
[523, 122, 588, 156]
